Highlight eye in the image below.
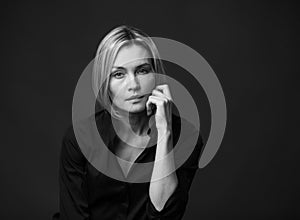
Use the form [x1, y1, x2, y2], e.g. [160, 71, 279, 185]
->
[137, 67, 150, 75]
[112, 71, 125, 79]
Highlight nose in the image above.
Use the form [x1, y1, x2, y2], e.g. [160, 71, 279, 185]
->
[127, 73, 140, 92]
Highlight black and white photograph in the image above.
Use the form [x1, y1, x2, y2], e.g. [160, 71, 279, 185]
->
[1, 1, 299, 220]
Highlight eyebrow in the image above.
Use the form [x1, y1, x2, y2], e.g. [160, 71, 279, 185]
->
[112, 62, 151, 70]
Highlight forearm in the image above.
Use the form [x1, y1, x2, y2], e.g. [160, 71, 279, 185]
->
[149, 129, 178, 212]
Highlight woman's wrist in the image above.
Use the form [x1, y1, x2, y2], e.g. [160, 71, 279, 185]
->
[156, 128, 173, 155]
[157, 124, 172, 136]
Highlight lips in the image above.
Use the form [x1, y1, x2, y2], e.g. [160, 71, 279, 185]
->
[126, 95, 145, 101]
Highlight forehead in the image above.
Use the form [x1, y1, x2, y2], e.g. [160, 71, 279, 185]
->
[113, 44, 151, 68]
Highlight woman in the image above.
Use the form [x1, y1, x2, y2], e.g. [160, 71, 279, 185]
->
[56, 25, 203, 220]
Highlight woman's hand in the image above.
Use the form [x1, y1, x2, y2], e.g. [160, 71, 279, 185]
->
[146, 84, 173, 133]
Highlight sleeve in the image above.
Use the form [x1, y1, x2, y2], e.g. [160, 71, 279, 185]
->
[58, 126, 90, 220]
[146, 132, 204, 220]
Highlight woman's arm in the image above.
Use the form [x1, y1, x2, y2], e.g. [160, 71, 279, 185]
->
[149, 128, 178, 211]
[59, 126, 90, 220]
[146, 84, 204, 219]
[147, 130, 203, 219]
[146, 84, 178, 212]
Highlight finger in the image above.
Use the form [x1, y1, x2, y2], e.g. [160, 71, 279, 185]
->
[151, 89, 171, 100]
[152, 89, 174, 112]
[146, 96, 167, 115]
[155, 84, 172, 100]
[147, 95, 167, 106]
[146, 96, 156, 116]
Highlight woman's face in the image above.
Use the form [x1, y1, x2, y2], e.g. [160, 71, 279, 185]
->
[109, 44, 155, 113]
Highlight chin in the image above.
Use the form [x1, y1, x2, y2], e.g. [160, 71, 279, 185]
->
[126, 103, 146, 113]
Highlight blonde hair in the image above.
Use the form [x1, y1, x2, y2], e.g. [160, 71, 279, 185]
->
[92, 25, 165, 118]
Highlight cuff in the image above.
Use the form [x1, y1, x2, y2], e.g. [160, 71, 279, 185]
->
[146, 184, 188, 219]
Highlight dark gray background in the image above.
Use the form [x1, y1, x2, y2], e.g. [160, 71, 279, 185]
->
[1, 0, 299, 219]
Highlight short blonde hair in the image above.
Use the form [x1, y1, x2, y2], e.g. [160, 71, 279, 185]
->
[92, 25, 165, 117]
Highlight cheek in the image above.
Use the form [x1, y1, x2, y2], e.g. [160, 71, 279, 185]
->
[109, 79, 125, 101]
[108, 82, 118, 104]
[140, 74, 155, 92]
[109, 78, 120, 97]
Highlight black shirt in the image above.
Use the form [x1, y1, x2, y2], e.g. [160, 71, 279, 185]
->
[57, 109, 203, 220]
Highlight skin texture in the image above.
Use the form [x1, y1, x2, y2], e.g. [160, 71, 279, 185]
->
[109, 44, 178, 212]
[109, 44, 155, 114]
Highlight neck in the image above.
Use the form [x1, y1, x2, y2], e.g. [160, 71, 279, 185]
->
[112, 109, 151, 136]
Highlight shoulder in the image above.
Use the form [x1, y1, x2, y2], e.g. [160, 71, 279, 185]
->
[60, 124, 87, 165]
[71, 108, 111, 143]
[61, 109, 113, 162]
[60, 108, 107, 162]
[62, 124, 76, 144]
